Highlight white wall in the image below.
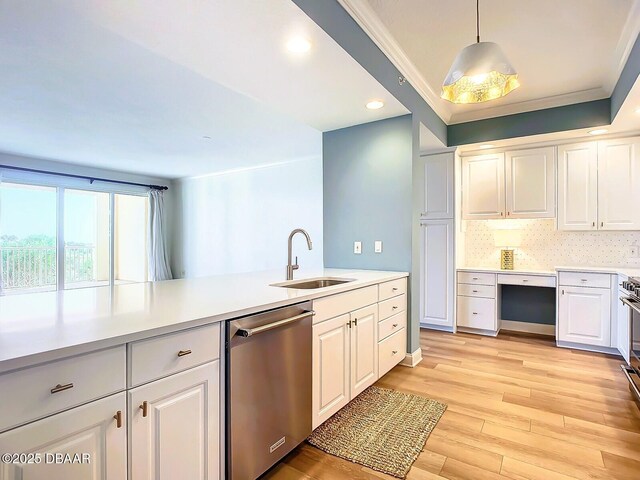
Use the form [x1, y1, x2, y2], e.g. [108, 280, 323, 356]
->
[171, 157, 323, 278]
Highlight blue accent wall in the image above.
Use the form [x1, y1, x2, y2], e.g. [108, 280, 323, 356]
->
[447, 99, 611, 146]
[323, 115, 413, 272]
[612, 32, 640, 120]
[500, 286, 556, 325]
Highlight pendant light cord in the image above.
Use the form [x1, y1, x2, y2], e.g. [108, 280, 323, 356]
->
[476, 0, 480, 43]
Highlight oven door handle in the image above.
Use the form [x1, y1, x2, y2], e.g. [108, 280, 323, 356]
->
[621, 365, 640, 402]
[620, 296, 640, 313]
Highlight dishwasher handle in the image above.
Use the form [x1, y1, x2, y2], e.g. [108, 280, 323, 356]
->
[237, 311, 315, 337]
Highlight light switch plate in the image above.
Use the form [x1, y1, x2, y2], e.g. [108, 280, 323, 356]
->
[354, 241, 362, 254]
[374, 241, 383, 253]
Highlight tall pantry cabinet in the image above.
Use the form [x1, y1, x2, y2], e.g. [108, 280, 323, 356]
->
[418, 152, 455, 331]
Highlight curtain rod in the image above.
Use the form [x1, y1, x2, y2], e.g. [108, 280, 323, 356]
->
[0, 164, 169, 191]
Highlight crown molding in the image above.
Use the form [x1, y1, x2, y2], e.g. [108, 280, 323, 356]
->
[449, 87, 609, 124]
[337, 0, 453, 123]
[605, 0, 640, 93]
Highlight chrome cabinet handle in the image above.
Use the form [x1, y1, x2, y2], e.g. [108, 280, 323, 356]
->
[472, 290, 478, 293]
[472, 277, 478, 280]
[177, 349, 192, 357]
[472, 312, 478, 315]
[392, 323, 398, 328]
[581, 279, 588, 282]
[392, 305, 398, 310]
[353, 318, 358, 326]
[392, 287, 399, 291]
[114, 411, 123, 428]
[140, 401, 148, 418]
[592, 222, 596, 227]
[392, 350, 398, 355]
[522, 279, 528, 282]
[346, 320, 352, 328]
[601, 222, 604, 227]
[51, 383, 74, 394]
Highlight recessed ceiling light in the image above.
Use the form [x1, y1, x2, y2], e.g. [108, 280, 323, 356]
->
[479, 144, 495, 149]
[366, 100, 384, 110]
[286, 37, 311, 54]
[588, 128, 608, 135]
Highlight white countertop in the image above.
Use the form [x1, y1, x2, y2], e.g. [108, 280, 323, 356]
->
[459, 265, 640, 279]
[0, 268, 407, 372]
[457, 266, 556, 276]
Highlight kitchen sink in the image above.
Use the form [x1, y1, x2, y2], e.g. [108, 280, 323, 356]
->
[271, 277, 355, 289]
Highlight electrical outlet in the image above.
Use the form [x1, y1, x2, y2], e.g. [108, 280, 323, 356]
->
[374, 241, 383, 253]
[354, 241, 362, 254]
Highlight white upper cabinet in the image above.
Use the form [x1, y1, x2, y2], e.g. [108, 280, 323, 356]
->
[505, 147, 556, 218]
[597, 137, 640, 230]
[462, 153, 505, 219]
[420, 152, 454, 219]
[558, 142, 599, 231]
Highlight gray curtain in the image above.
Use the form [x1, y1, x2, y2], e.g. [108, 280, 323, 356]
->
[148, 189, 173, 281]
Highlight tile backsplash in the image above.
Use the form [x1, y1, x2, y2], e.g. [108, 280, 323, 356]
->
[464, 219, 640, 270]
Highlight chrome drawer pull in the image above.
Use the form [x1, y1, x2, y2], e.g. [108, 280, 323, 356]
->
[392, 287, 399, 291]
[472, 312, 478, 315]
[140, 401, 148, 417]
[581, 279, 587, 282]
[472, 290, 478, 293]
[472, 277, 479, 280]
[392, 350, 398, 355]
[392, 306, 398, 310]
[177, 349, 192, 357]
[522, 279, 528, 282]
[114, 411, 123, 428]
[50, 383, 73, 394]
[392, 323, 398, 328]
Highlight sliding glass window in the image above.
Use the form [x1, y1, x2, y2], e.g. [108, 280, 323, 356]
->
[0, 178, 149, 295]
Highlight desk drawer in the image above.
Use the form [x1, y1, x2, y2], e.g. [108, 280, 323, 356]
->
[498, 274, 556, 288]
[128, 323, 220, 387]
[378, 328, 406, 377]
[457, 296, 496, 331]
[0, 346, 125, 433]
[379, 278, 407, 301]
[379, 311, 406, 341]
[379, 294, 406, 321]
[457, 272, 496, 286]
[457, 284, 495, 298]
[558, 271, 612, 289]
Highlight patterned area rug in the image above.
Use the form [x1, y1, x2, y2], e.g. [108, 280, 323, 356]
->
[307, 386, 447, 478]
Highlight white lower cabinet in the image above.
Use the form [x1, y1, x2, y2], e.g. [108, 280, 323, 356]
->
[312, 314, 351, 429]
[457, 296, 497, 331]
[312, 306, 378, 429]
[558, 286, 611, 347]
[129, 361, 219, 480]
[350, 304, 378, 397]
[0, 393, 127, 480]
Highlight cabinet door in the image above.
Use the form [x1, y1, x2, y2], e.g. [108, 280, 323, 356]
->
[312, 314, 350, 430]
[350, 304, 378, 397]
[456, 296, 497, 331]
[0, 393, 126, 480]
[505, 147, 556, 218]
[558, 286, 611, 346]
[420, 219, 454, 329]
[419, 152, 454, 219]
[617, 284, 631, 364]
[129, 362, 219, 480]
[462, 153, 505, 219]
[598, 138, 640, 230]
[557, 142, 598, 230]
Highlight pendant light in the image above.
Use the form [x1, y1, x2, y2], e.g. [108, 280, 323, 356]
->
[441, 0, 519, 104]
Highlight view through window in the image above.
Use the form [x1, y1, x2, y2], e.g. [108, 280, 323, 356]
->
[0, 181, 149, 295]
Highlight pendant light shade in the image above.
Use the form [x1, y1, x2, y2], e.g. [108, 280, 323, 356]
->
[441, 0, 519, 104]
[441, 42, 519, 104]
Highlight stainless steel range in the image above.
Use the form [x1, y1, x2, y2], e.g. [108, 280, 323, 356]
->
[619, 277, 640, 406]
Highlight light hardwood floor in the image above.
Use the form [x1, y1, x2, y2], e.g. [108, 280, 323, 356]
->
[265, 329, 640, 480]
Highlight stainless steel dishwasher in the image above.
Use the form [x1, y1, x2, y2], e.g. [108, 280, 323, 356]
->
[226, 301, 313, 480]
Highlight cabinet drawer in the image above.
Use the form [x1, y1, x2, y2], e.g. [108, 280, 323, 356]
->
[378, 278, 407, 301]
[558, 271, 612, 289]
[379, 311, 406, 341]
[0, 346, 125, 433]
[457, 272, 496, 286]
[457, 283, 495, 298]
[313, 285, 378, 324]
[378, 328, 406, 378]
[379, 294, 407, 321]
[128, 323, 220, 387]
[457, 296, 496, 331]
[498, 274, 556, 288]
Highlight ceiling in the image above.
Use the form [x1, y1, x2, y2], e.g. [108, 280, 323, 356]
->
[0, 0, 407, 178]
[341, 0, 640, 124]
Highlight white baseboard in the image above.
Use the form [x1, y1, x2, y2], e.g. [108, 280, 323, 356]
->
[420, 323, 454, 333]
[457, 326, 499, 337]
[556, 340, 621, 357]
[500, 320, 555, 336]
[400, 347, 422, 367]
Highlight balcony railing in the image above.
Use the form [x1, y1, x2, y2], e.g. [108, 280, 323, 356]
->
[0, 245, 98, 292]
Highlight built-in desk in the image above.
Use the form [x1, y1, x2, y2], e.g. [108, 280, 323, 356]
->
[456, 268, 557, 336]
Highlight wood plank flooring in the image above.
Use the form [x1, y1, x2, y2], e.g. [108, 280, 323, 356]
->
[265, 329, 640, 480]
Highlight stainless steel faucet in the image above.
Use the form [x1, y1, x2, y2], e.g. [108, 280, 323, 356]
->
[286, 228, 313, 280]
